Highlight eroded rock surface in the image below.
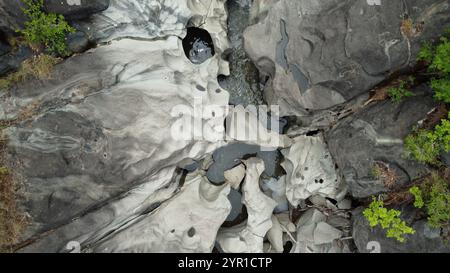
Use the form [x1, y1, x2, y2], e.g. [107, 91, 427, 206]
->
[1, 0, 449, 254]
[244, 0, 450, 115]
[1, 0, 231, 252]
[327, 90, 437, 198]
[44, 0, 110, 20]
[92, 172, 231, 253]
[281, 134, 345, 206]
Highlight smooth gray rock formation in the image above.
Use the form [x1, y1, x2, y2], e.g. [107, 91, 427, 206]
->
[1, 0, 231, 251]
[294, 208, 347, 253]
[327, 92, 437, 198]
[4, 37, 228, 239]
[76, 0, 229, 46]
[353, 206, 450, 253]
[44, 0, 110, 20]
[244, 0, 450, 115]
[92, 173, 231, 253]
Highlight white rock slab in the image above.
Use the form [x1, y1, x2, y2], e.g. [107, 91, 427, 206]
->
[93, 173, 231, 253]
[217, 158, 277, 253]
[281, 134, 342, 206]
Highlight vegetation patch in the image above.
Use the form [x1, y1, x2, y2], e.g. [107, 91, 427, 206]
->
[0, 136, 27, 253]
[404, 113, 450, 166]
[387, 77, 415, 103]
[363, 197, 415, 243]
[418, 30, 450, 103]
[409, 173, 450, 229]
[0, 54, 60, 89]
[18, 0, 75, 56]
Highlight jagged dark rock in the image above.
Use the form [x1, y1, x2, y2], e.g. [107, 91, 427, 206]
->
[244, 0, 450, 115]
[326, 85, 438, 198]
[0, 0, 448, 254]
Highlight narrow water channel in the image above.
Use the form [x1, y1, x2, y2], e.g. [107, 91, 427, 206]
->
[218, 0, 265, 106]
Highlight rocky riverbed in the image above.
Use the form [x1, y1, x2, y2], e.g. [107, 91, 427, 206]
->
[0, 0, 449, 253]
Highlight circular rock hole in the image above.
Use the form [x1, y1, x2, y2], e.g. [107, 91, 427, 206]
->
[187, 227, 196, 237]
[182, 27, 215, 64]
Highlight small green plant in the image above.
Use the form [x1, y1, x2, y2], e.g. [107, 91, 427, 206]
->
[404, 113, 450, 166]
[431, 78, 450, 103]
[363, 197, 415, 243]
[0, 54, 60, 89]
[418, 31, 450, 103]
[410, 174, 450, 229]
[18, 0, 75, 56]
[409, 186, 424, 209]
[387, 78, 415, 103]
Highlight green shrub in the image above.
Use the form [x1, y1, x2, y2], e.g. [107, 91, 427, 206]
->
[431, 78, 450, 103]
[409, 186, 424, 209]
[18, 0, 75, 56]
[404, 113, 450, 166]
[404, 130, 441, 165]
[363, 197, 415, 243]
[418, 32, 450, 103]
[410, 174, 450, 229]
[387, 78, 415, 103]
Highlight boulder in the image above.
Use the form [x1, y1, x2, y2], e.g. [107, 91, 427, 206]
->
[326, 90, 437, 198]
[44, 0, 110, 20]
[76, 0, 229, 46]
[294, 208, 347, 253]
[281, 133, 345, 206]
[244, 0, 450, 115]
[66, 31, 90, 53]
